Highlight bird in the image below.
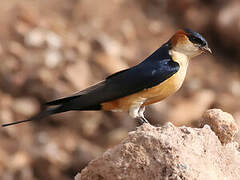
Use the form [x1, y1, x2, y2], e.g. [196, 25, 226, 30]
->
[2, 28, 211, 127]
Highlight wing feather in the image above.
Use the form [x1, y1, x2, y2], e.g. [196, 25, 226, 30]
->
[45, 43, 179, 110]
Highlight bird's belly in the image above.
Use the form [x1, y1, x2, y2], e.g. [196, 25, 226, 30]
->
[143, 70, 185, 106]
[101, 67, 187, 111]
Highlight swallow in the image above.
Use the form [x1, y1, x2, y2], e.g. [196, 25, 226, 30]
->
[2, 28, 211, 127]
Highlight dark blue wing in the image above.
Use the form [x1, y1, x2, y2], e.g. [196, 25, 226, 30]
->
[101, 59, 179, 101]
[45, 43, 179, 110]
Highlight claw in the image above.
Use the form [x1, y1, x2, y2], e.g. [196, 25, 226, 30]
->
[136, 117, 150, 126]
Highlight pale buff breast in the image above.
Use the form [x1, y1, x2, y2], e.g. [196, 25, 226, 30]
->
[101, 50, 189, 111]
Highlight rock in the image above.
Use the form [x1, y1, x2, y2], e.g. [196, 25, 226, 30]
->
[0, 108, 14, 125]
[106, 128, 129, 146]
[44, 49, 63, 68]
[75, 110, 240, 180]
[216, 1, 240, 45]
[12, 97, 39, 117]
[121, 19, 136, 40]
[76, 41, 91, 58]
[65, 60, 92, 89]
[24, 28, 46, 48]
[95, 33, 122, 57]
[229, 80, 240, 97]
[8, 41, 26, 59]
[202, 109, 238, 145]
[24, 28, 62, 49]
[94, 52, 129, 74]
[45, 31, 62, 49]
[8, 151, 31, 170]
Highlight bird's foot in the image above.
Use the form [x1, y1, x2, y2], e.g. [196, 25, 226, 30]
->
[136, 117, 150, 126]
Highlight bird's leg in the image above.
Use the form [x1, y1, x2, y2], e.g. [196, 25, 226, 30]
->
[129, 102, 149, 125]
[138, 106, 150, 124]
[136, 117, 146, 125]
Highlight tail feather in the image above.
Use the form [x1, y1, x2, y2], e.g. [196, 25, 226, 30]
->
[45, 96, 77, 106]
[2, 106, 66, 127]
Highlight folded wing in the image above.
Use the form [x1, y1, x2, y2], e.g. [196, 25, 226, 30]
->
[45, 47, 180, 111]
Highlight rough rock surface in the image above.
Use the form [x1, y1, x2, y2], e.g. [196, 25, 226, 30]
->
[202, 109, 238, 144]
[76, 109, 240, 180]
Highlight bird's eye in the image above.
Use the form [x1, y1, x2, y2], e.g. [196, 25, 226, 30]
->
[189, 35, 205, 46]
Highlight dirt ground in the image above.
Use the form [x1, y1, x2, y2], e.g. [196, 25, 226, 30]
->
[0, 0, 240, 180]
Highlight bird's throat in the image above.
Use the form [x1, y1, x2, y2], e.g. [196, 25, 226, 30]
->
[169, 49, 189, 67]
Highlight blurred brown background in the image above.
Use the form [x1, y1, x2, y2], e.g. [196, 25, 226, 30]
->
[0, 0, 240, 179]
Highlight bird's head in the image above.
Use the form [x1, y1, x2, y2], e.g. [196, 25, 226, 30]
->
[169, 28, 211, 58]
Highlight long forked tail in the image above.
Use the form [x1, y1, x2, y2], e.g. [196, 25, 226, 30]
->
[2, 106, 66, 127]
